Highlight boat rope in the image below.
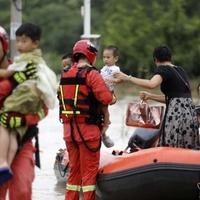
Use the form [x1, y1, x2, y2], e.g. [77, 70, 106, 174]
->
[56, 154, 68, 178]
[72, 116, 101, 153]
[58, 162, 68, 178]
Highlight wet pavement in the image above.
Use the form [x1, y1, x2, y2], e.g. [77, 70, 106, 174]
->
[32, 97, 136, 200]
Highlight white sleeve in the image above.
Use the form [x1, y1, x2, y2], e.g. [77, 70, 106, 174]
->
[112, 66, 120, 74]
[8, 62, 27, 71]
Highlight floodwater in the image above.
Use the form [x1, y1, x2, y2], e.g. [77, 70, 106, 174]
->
[32, 97, 136, 200]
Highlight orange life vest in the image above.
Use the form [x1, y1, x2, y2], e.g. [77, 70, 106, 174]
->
[58, 64, 101, 125]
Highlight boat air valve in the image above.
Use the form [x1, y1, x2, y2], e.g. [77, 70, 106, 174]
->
[153, 159, 158, 163]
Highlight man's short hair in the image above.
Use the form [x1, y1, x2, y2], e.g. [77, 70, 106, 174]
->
[62, 53, 72, 60]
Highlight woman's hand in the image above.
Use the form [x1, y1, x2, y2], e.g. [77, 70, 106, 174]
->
[113, 72, 129, 83]
[140, 91, 166, 103]
[139, 91, 151, 101]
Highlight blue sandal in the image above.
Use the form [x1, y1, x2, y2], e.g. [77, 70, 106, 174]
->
[0, 167, 13, 186]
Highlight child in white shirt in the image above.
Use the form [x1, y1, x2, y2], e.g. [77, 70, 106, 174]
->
[100, 45, 120, 148]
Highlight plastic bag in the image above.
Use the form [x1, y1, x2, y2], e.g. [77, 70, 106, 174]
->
[125, 101, 165, 129]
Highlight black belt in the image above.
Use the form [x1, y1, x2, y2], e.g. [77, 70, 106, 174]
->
[168, 93, 191, 98]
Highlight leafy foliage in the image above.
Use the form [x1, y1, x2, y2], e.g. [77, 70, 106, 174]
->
[98, 0, 200, 76]
[0, 0, 200, 77]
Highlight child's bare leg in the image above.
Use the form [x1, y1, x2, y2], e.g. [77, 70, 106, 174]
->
[0, 126, 10, 168]
[0, 127, 14, 185]
[101, 105, 111, 134]
[100, 105, 114, 148]
[7, 131, 18, 166]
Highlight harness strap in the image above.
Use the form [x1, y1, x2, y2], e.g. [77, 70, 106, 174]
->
[69, 116, 101, 153]
[60, 66, 101, 152]
[61, 77, 86, 85]
[64, 99, 90, 105]
[59, 66, 101, 122]
[73, 116, 101, 153]
[61, 108, 89, 115]
[35, 134, 41, 168]
[59, 82, 88, 117]
[59, 85, 67, 113]
[69, 120, 78, 148]
[18, 126, 41, 168]
[74, 84, 79, 106]
[62, 110, 81, 115]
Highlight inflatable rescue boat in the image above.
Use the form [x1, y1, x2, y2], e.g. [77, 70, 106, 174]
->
[54, 127, 200, 200]
[97, 147, 200, 200]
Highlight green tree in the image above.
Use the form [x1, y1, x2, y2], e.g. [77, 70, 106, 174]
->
[23, 0, 83, 72]
[1, 0, 200, 76]
[95, 0, 200, 76]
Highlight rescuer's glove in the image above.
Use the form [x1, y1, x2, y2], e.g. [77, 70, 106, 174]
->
[0, 112, 26, 128]
[10, 61, 37, 87]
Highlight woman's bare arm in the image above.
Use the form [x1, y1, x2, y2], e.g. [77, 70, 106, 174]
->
[139, 91, 165, 103]
[114, 72, 163, 89]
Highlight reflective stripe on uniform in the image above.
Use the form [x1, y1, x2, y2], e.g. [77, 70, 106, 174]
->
[66, 183, 81, 191]
[74, 84, 79, 106]
[62, 110, 81, 115]
[60, 83, 82, 117]
[82, 185, 96, 192]
[59, 85, 67, 111]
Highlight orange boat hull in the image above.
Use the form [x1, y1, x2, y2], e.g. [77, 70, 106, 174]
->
[97, 147, 200, 200]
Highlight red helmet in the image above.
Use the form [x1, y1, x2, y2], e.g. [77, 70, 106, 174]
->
[0, 26, 9, 53]
[73, 39, 98, 64]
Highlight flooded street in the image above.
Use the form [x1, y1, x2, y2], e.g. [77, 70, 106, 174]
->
[32, 97, 135, 200]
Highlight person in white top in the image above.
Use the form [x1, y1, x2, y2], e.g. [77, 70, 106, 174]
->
[100, 45, 120, 147]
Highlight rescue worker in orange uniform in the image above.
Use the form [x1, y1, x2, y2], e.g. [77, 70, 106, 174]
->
[58, 39, 116, 200]
[0, 25, 48, 199]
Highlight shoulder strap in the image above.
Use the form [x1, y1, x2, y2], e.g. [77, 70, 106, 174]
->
[171, 66, 191, 91]
[63, 66, 71, 72]
[76, 65, 98, 83]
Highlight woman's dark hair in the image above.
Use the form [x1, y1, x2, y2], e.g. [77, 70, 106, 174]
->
[153, 45, 172, 62]
[15, 23, 41, 42]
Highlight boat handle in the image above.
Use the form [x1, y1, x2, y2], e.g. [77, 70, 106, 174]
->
[197, 182, 200, 190]
[198, 182, 200, 200]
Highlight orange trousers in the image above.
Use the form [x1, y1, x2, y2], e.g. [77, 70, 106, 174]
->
[0, 141, 35, 200]
[65, 140, 100, 200]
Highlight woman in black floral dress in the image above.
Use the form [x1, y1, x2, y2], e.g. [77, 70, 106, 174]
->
[115, 45, 200, 150]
